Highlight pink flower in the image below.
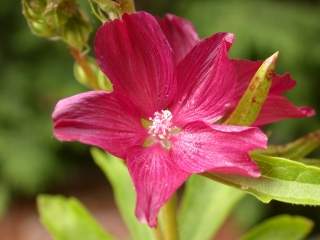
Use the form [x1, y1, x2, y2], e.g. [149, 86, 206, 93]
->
[158, 14, 315, 125]
[52, 12, 268, 227]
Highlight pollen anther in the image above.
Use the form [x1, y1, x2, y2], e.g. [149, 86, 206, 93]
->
[148, 110, 173, 140]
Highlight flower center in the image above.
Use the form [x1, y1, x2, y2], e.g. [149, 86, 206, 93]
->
[148, 110, 173, 140]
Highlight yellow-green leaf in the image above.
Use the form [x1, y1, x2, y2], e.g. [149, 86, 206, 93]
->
[205, 153, 320, 205]
[257, 130, 320, 159]
[241, 215, 313, 240]
[37, 195, 113, 240]
[178, 176, 244, 240]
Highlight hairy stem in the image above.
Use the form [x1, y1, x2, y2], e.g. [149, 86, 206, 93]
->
[153, 226, 163, 240]
[159, 194, 179, 240]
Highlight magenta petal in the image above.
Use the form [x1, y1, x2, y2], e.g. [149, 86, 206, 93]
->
[159, 14, 199, 64]
[172, 32, 237, 124]
[231, 59, 314, 125]
[127, 145, 189, 227]
[95, 11, 176, 116]
[171, 121, 267, 177]
[270, 73, 296, 94]
[233, 59, 296, 97]
[254, 95, 315, 126]
[232, 59, 262, 99]
[53, 91, 146, 158]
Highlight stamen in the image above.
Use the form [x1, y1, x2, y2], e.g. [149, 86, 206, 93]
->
[148, 110, 173, 140]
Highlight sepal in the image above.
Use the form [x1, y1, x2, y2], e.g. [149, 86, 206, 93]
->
[225, 52, 278, 125]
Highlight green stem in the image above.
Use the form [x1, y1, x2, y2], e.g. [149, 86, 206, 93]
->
[153, 226, 163, 240]
[159, 194, 179, 240]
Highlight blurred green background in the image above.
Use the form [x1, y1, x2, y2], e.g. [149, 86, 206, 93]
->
[0, 0, 319, 235]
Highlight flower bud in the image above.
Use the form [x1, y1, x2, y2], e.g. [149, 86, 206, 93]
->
[22, 0, 56, 37]
[89, 0, 135, 22]
[22, 0, 92, 50]
[73, 56, 113, 91]
[59, 9, 92, 50]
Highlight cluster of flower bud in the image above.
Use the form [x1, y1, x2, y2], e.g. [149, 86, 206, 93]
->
[22, 0, 92, 50]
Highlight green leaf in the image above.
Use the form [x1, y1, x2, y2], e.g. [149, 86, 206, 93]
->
[204, 153, 320, 205]
[178, 175, 244, 240]
[91, 148, 155, 240]
[257, 130, 320, 159]
[241, 215, 313, 240]
[225, 52, 278, 126]
[298, 158, 320, 167]
[37, 195, 113, 240]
